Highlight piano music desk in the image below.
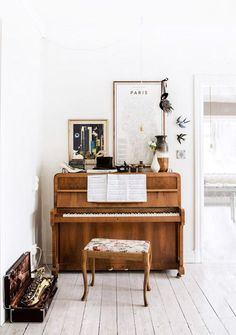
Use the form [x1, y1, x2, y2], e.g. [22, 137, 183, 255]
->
[51, 172, 185, 276]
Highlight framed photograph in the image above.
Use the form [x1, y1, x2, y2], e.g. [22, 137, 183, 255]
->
[113, 81, 162, 165]
[68, 119, 108, 164]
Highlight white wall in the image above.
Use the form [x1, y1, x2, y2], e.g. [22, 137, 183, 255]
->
[38, 0, 236, 263]
[0, 0, 42, 324]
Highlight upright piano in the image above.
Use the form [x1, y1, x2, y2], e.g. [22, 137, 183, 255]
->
[51, 172, 185, 276]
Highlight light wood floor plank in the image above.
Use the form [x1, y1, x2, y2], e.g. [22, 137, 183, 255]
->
[99, 272, 117, 335]
[79, 273, 103, 335]
[60, 274, 86, 335]
[0, 323, 27, 335]
[156, 272, 191, 335]
[116, 272, 136, 335]
[167, 271, 209, 335]
[181, 268, 228, 335]
[42, 300, 69, 335]
[188, 264, 235, 319]
[130, 272, 155, 335]
[148, 274, 172, 334]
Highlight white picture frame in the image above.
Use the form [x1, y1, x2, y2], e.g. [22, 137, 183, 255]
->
[113, 81, 162, 165]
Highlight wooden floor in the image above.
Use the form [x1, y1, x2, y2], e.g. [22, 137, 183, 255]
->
[1, 263, 236, 335]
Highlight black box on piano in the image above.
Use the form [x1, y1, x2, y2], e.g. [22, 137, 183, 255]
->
[4, 252, 57, 322]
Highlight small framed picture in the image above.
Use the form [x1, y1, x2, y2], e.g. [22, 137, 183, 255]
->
[68, 119, 108, 164]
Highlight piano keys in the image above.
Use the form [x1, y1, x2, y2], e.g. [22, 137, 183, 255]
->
[62, 211, 180, 217]
[51, 172, 185, 276]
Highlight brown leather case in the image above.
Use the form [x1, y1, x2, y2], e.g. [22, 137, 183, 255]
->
[4, 252, 57, 322]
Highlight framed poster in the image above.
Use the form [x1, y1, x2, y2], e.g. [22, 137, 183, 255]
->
[68, 119, 108, 164]
[113, 81, 162, 165]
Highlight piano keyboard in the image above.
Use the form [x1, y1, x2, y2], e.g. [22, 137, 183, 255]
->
[63, 212, 179, 217]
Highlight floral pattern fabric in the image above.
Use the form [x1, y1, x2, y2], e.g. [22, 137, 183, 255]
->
[84, 238, 150, 254]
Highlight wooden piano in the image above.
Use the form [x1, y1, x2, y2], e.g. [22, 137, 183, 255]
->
[51, 172, 185, 276]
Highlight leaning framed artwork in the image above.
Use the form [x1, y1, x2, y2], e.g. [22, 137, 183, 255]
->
[113, 81, 162, 165]
[68, 119, 108, 164]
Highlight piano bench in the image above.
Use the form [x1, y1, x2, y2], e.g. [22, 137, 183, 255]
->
[81, 238, 152, 306]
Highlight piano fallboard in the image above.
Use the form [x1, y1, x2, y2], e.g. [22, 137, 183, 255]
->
[51, 172, 185, 275]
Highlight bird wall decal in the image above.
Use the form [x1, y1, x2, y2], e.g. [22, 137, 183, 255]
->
[176, 116, 190, 128]
[177, 133, 187, 144]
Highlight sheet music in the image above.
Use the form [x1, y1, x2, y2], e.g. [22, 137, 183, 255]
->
[107, 174, 147, 202]
[87, 174, 147, 202]
[87, 175, 107, 202]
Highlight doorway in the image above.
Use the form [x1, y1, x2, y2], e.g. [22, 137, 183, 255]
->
[194, 75, 236, 263]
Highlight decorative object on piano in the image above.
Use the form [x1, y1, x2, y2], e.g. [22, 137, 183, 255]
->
[113, 81, 162, 166]
[69, 152, 85, 170]
[177, 133, 187, 144]
[150, 150, 160, 172]
[116, 161, 129, 172]
[68, 119, 108, 165]
[155, 135, 169, 172]
[176, 116, 190, 128]
[4, 252, 57, 322]
[130, 164, 137, 172]
[61, 162, 85, 173]
[138, 160, 144, 172]
[94, 156, 114, 170]
[148, 140, 159, 172]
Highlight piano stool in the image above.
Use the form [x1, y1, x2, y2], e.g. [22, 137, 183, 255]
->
[81, 238, 152, 306]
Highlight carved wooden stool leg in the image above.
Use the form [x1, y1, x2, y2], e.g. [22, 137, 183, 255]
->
[143, 252, 150, 307]
[147, 249, 152, 292]
[90, 257, 95, 286]
[81, 250, 88, 301]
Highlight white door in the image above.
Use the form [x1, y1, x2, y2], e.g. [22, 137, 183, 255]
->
[194, 75, 236, 262]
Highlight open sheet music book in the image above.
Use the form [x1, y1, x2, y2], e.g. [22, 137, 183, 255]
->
[87, 174, 147, 202]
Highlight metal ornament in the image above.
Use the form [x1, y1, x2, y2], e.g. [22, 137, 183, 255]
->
[177, 133, 186, 144]
[159, 78, 174, 114]
[176, 116, 190, 128]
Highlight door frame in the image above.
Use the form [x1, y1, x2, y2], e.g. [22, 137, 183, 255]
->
[194, 74, 236, 262]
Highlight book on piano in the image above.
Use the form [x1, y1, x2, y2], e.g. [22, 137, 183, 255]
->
[86, 169, 117, 173]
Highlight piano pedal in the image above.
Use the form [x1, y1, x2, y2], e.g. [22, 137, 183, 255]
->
[108, 267, 113, 272]
[124, 268, 129, 271]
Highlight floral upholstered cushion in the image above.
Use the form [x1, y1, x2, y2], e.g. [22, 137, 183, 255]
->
[84, 238, 150, 253]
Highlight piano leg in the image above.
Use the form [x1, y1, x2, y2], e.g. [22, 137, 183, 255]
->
[51, 213, 59, 276]
[177, 217, 185, 277]
[177, 266, 185, 277]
